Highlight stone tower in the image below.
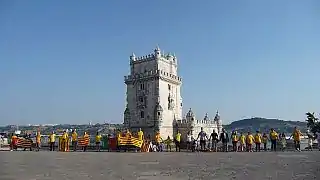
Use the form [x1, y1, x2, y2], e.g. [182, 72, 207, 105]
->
[124, 46, 182, 139]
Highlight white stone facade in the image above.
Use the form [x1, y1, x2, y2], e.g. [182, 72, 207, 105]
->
[174, 109, 223, 141]
[124, 46, 182, 139]
[124, 46, 223, 140]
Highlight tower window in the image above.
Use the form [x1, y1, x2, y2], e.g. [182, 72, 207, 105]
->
[158, 112, 161, 116]
[168, 84, 171, 90]
[139, 96, 144, 103]
[140, 111, 145, 118]
[140, 83, 145, 90]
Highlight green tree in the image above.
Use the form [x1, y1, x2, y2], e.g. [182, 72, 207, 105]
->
[305, 112, 320, 133]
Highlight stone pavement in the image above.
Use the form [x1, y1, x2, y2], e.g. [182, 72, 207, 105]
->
[0, 151, 319, 180]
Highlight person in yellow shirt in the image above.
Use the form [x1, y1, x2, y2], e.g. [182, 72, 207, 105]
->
[95, 132, 102, 152]
[36, 131, 41, 151]
[246, 132, 254, 152]
[155, 131, 163, 152]
[175, 131, 181, 152]
[49, 131, 56, 151]
[239, 132, 246, 152]
[83, 132, 89, 152]
[61, 130, 69, 152]
[290, 126, 303, 151]
[254, 131, 262, 152]
[262, 133, 269, 151]
[231, 130, 238, 152]
[71, 129, 78, 151]
[11, 133, 18, 151]
[137, 128, 144, 141]
[164, 136, 172, 152]
[269, 128, 278, 151]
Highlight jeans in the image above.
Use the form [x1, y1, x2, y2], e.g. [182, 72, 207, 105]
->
[271, 140, 277, 151]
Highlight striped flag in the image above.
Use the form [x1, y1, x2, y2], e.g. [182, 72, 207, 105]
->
[118, 136, 143, 148]
[78, 136, 90, 146]
[16, 138, 32, 148]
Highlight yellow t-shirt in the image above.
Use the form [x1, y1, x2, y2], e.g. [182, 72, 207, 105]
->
[292, 130, 302, 141]
[138, 131, 143, 141]
[270, 131, 278, 140]
[155, 134, 162, 143]
[240, 135, 246, 144]
[254, 134, 262, 143]
[231, 134, 238, 142]
[95, 135, 102, 142]
[49, 134, 56, 143]
[246, 135, 254, 145]
[262, 135, 268, 143]
[62, 133, 68, 140]
[36, 133, 41, 143]
[72, 132, 78, 141]
[176, 133, 181, 142]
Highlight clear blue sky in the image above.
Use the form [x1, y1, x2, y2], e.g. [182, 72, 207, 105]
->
[0, 0, 319, 125]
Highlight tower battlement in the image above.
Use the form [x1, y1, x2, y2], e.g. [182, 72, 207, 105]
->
[129, 47, 178, 65]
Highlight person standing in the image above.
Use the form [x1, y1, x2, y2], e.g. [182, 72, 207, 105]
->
[262, 133, 269, 151]
[290, 127, 303, 151]
[219, 129, 229, 152]
[36, 131, 41, 151]
[239, 132, 246, 152]
[165, 136, 172, 152]
[138, 128, 144, 141]
[186, 132, 192, 151]
[71, 130, 78, 151]
[269, 128, 278, 151]
[175, 131, 181, 152]
[49, 131, 56, 151]
[95, 132, 102, 152]
[83, 132, 89, 152]
[197, 127, 208, 151]
[210, 129, 219, 152]
[246, 132, 254, 152]
[280, 132, 286, 151]
[62, 130, 69, 152]
[231, 131, 238, 152]
[306, 130, 313, 151]
[11, 133, 18, 151]
[254, 131, 262, 152]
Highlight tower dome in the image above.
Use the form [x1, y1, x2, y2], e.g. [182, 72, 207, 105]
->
[186, 108, 194, 118]
[214, 110, 220, 122]
[204, 113, 209, 121]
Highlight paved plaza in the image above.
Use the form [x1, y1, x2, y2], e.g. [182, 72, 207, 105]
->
[0, 151, 319, 180]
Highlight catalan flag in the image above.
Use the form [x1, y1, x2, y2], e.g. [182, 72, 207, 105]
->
[118, 136, 143, 148]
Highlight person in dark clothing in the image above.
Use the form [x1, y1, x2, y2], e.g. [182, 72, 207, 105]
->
[219, 129, 229, 152]
[196, 127, 208, 151]
[209, 129, 219, 152]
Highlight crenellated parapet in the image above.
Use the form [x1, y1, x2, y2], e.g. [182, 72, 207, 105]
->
[124, 69, 182, 84]
[129, 46, 178, 65]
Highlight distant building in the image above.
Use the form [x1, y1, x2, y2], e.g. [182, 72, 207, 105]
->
[123, 46, 222, 139]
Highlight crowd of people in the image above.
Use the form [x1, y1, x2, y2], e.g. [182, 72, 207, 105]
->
[6, 126, 320, 152]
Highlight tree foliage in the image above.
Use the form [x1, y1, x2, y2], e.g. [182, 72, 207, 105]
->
[305, 112, 320, 133]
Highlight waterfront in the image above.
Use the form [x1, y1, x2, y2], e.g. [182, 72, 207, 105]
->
[0, 151, 319, 180]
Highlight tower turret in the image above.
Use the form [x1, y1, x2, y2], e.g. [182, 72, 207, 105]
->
[154, 101, 163, 132]
[124, 107, 130, 128]
[130, 52, 136, 62]
[214, 110, 222, 133]
[154, 45, 161, 59]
